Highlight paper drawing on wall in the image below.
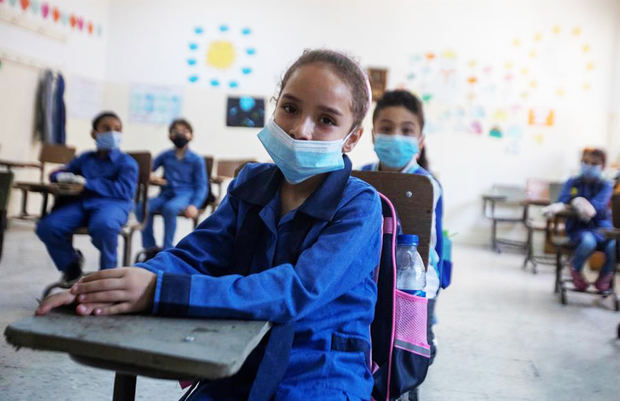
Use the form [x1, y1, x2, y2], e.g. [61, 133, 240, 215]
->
[1, 0, 103, 36]
[528, 108, 554, 126]
[186, 24, 256, 89]
[129, 85, 183, 125]
[226, 96, 265, 128]
[489, 126, 503, 138]
[367, 68, 388, 101]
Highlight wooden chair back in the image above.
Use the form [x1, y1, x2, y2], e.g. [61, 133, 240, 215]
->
[352, 171, 434, 267]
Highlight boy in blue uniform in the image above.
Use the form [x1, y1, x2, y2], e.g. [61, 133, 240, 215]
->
[558, 148, 615, 292]
[361, 90, 444, 401]
[36, 111, 138, 283]
[139, 118, 207, 250]
[38, 50, 382, 401]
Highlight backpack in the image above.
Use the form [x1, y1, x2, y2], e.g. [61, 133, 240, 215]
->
[371, 192, 431, 401]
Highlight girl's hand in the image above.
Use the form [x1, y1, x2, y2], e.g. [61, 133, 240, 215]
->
[70, 267, 157, 315]
[35, 291, 77, 316]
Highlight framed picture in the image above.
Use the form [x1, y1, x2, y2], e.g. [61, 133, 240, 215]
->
[367, 68, 388, 101]
[226, 96, 265, 128]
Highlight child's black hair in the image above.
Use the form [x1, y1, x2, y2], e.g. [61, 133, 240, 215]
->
[583, 147, 607, 167]
[92, 111, 121, 130]
[372, 90, 425, 129]
[169, 118, 193, 134]
[372, 90, 429, 170]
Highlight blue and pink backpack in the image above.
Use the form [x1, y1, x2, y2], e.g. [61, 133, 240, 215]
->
[371, 192, 431, 401]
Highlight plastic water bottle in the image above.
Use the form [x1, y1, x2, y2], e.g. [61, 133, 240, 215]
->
[396, 234, 426, 297]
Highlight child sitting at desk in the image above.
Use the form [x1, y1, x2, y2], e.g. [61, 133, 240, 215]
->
[138, 118, 207, 250]
[36, 111, 138, 283]
[557, 148, 615, 292]
[37, 49, 382, 401]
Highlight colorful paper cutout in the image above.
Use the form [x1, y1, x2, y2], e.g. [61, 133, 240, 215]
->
[528, 108, 555, 126]
[489, 126, 503, 138]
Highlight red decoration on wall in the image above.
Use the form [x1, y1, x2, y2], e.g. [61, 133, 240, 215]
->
[20, 0, 29, 10]
[87, 21, 93, 34]
[41, 2, 49, 18]
[52, 6, 59, 21]
[69, 14, 76, 28]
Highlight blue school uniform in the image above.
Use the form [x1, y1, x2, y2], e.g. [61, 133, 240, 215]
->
[36, 149, 138, 270]
[557, 176, 613, 243]
[136, 156, 382, 401]
[361, 160, 444, 298]
[139, 149, 207, 249]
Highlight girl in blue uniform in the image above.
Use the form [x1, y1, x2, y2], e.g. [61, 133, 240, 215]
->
[361, 90, 444, 401]
[36, 112, 138, 282]
[37, 50, 382, 401]
[139, 118, 207, 250]
[558, 148, 615, 292]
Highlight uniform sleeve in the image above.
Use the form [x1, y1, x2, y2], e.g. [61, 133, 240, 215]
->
[145, 188, 383, 322]
[152, 152, 165, 172]
[190, 156, 208, 207]
[557, 179, 574, 204]
[590, 181, 613, 215]
[49, 156, 82, 182]
[84, 156, 138, 200]
[435, 193, 444, 275]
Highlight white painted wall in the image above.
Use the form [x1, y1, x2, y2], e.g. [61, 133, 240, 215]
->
[2, 0, 619, 244]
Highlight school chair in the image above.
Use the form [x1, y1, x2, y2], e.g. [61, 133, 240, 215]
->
[12, 143, 76, 219]
[522, 180, 563, 273]
[351, 171, 433, 267]
[210, 158, 257, 210]
[0, 170, 14, 262]
[482, 184, 527, 253]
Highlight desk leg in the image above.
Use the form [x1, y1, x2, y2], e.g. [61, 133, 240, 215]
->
[112, 373, 136, 401]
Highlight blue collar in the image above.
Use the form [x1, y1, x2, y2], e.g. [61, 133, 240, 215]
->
[231, 155, 352, 221]
[92, 148, 122, 162]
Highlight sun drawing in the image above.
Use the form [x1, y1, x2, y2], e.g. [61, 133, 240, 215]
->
[186, 24, 256, 88]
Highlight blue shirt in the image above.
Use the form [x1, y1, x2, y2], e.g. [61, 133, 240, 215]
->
[51, 149, 138, 212]
[361, 160, 445, 296]
[153, 149, 207, 207]
[557, 175, 613, 242]
[137, 156, 382, 399]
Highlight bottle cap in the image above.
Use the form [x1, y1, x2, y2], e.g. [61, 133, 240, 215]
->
[397, 234, 419, 246]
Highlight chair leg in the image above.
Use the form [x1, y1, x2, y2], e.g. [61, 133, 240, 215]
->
[523, 227, 532, 270]
[0, 209, 6, 262]
[492, 219, 499, 253]
[122, 233, 133, 266]
[19, 189, 29, 217]
[554, 251, 562, 293]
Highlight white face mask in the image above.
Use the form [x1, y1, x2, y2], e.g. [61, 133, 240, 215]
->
[257, 119, 353, 184]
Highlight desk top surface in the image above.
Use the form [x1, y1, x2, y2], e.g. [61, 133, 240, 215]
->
[4, 308, 271, 380]
[0, 158, 41, 168]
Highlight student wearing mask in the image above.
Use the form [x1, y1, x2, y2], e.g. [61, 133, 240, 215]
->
[138, 118, 207, 250]
[558, 148, 616, 292]
[36, 111, 138, 283]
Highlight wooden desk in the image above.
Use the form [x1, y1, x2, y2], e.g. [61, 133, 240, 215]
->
[12, 182, 82, 218]
[0, 158, 41, 170]
[4, 308, 271, 401]
[481, 188, 528, 253]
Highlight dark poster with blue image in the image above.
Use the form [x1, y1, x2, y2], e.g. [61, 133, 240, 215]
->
[226, 96, 265, 128]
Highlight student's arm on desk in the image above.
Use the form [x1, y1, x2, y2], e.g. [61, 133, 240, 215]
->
[35, 267, 156, 316]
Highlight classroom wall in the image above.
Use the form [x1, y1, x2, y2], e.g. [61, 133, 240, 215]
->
[2, 0, 619, 243]
[0, 0, 111, 214]
[607, 0, 620, 166]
